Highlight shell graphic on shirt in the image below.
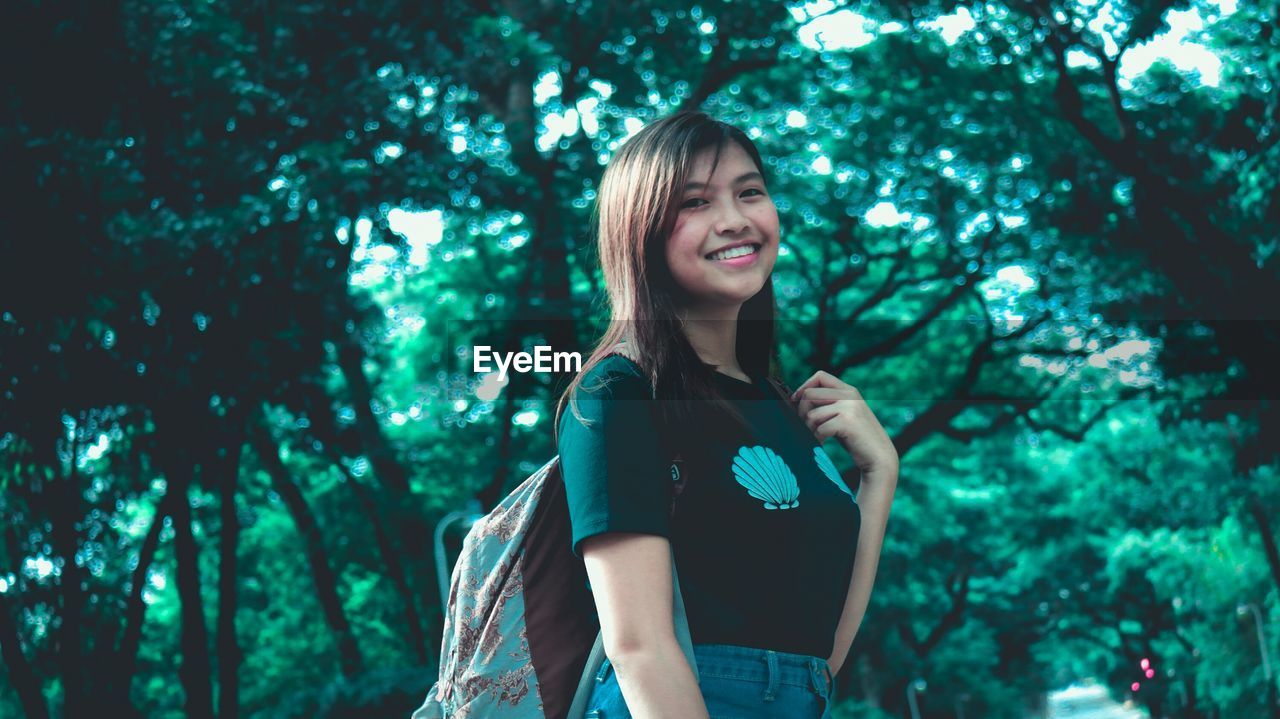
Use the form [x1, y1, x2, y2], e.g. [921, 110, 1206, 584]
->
[731, 445, 800, 509]
[814, 446, 856, 500]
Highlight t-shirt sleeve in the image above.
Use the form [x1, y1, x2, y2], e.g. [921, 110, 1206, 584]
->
[557, 357, 673, 558]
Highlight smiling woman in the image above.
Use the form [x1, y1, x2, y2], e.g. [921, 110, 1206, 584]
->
[549, 111, 899, 719]
[665, 144, 780, 318]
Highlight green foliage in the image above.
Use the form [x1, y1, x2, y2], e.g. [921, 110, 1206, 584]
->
[1, 1, 1277, 718]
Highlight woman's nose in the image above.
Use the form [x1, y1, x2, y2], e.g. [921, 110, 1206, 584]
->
[716, 205, 750, 234]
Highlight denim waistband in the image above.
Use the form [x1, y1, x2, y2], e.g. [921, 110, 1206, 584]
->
[691, 643, 833, 700]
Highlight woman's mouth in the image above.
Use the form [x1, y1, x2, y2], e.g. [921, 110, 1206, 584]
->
[705, 243, 762, 264]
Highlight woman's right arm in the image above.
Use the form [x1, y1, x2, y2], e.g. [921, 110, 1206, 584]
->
[581, 531, 709, 719]
[560, 357, 705, 715]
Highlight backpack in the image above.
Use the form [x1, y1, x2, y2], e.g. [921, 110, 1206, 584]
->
[411, 455, 698, 719]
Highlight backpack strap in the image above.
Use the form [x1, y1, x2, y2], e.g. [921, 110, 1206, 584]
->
[670, 548, 699, 677]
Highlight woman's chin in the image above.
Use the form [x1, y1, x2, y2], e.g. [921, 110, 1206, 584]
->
[683, 287, 768, 315]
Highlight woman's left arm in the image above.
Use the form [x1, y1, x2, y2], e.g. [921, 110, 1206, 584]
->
[791, 370, 900, 677]
[827, 465, 896, 676]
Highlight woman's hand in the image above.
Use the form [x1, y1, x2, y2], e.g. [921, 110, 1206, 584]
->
[791, 370, 899, 475]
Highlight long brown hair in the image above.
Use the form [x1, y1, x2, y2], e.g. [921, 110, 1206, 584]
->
[554, 110, 789, 450]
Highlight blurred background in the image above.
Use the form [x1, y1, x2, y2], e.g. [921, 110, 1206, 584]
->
[1, 0, 1276, 717]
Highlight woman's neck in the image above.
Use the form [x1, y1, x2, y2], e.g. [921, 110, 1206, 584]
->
[680, 304, 746, 379]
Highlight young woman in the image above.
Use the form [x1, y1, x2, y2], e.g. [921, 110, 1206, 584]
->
[554, 111, 899, 719]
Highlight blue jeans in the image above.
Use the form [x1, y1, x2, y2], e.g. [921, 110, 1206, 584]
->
[584, 643, 835, 718]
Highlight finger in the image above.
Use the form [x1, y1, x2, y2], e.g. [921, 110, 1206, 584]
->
[798, 396, 829, 421]
[803, 403, 843, 434]
[797, 394, 817, 418]
[797, 394, 833, 418]
[796, 391, 855, 420]
[794, 387, 857, 406]
[790, 372, 822, 401]
[790, 370, 847, 400]
[797, 389, 847, 418]
[813, 413, 846, 440]
[790, 370, 843, 399]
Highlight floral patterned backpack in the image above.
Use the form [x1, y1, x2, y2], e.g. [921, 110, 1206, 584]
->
[411, 455, 698, 719]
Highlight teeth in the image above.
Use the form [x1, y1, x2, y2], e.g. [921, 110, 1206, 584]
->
[708, 244, 758, 261]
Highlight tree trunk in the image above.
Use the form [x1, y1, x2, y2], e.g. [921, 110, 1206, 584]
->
[1246, 496, 1280, 597]
[0, 590, 49, 719]
[335, 321, 410, 497]
[250, 414, 364, 678]
[324, 226, 437, 655]
[165, 447, 216, 719]
[322, 206, 410, 501]
[114, 488, 178, 711]
[301, 377, 429, 665]
[46, 419, 87, 717]
[216, 412, 249, 719]
[334, 457, 428, 664]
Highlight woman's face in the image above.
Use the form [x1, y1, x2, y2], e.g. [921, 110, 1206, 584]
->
[663, 141, 779, 317]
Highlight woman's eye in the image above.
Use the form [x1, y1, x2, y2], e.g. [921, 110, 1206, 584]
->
[681, 189, 764, 209]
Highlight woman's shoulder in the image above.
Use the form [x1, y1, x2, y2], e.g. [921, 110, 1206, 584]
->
[575, 353, 651, 401]
[558, 353, 654, 439]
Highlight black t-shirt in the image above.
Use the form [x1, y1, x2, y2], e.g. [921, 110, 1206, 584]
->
[557, 354, 862, 658]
